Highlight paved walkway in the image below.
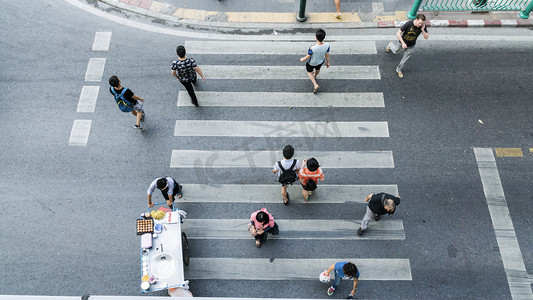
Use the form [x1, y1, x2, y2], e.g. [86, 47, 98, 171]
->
[101, 0, 532, 29]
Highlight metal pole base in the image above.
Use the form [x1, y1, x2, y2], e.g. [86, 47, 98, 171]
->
[519, 11, 530, 19]
[296, 15, 307, 22]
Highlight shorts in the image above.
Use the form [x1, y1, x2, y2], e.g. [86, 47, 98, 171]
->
[306, 62, 323, 73]
[133, 101, 144, 113]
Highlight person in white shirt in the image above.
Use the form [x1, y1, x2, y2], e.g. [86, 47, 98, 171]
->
[272, 145, 301, 205]
[147, 177, 182, 209]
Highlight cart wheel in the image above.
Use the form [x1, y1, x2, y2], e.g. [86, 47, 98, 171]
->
[182, 232, 190, 266]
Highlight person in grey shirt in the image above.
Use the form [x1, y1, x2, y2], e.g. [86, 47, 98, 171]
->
[300, 29, 330, 94]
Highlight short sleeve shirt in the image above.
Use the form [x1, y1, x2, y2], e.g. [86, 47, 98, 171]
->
[400, 20, 427, 47]
[273, 159, 301, 178]
[171, 58, 198, 83]
[334, 262, 360, 280]
[308, 43, 330, 66]
[299, 166, 324, 185]
[109, 87, 137, 105]
[147, 177, 176, 196]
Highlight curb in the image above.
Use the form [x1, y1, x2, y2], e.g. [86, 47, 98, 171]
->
[99, 0, 533, 30]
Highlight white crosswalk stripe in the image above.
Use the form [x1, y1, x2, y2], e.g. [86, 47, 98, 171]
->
[178, 184, 398, 203]
[185, 41, 377, 55]
[68, 120, 92, 146]
[174, 120, 389, 138]
[182, 219, 405, 240]
[170, 150, 394, 168]
[92, 31, 112, 51]
[185, 258, 412, 281]
[84, 58, 106, 82]
[76, 86, 99, 113]
[177, 91, 385, 107]
[201, 65, 381, 80]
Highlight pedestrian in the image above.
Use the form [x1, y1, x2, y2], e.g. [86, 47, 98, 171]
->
[321, 261, 359, 298]
[147, 177, 183, 209]
[300, 29, 330, 94]
[299, 158, 324, 201]
[272, 145, 301, 205]
[249, 208, 279, 248]
[357, 192, 401, 236]
[108, 75, 145, 129]
[171, 45, 206, 107]
[334, 0, 341, 19]
[385, 14, 429, 79]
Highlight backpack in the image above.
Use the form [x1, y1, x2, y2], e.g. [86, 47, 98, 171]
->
[110, 87, 134, 112]
[304, 178, 317, 191]
[278, 160, 298, 185]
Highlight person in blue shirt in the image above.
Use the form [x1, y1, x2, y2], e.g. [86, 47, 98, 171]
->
[324, 262, 359, 298]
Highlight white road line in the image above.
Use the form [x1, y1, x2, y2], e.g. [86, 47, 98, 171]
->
[76, 86, 99, 113]
[182, 219, 405, 240]
[474, 148, 533, 300]
[178, 91, 384, 107]
[64, 0, 533, 42]
[174, 120, 389, 138]
[178, 184, 398, 203]
[92, 31, 112, 51]
[185, 41, 377, 55]
[85, 58, 106, 82]
[170, 150, 394, 168]
[186, 258, 412, 280]
[201, 65, 381, 80]
[68, 120, 92, 146]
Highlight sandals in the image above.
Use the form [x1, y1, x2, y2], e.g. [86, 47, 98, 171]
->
[313, 85, 320, 94]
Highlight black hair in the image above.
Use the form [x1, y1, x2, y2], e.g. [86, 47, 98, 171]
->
[283, 145, 294, 159]
[108, 75, 119, 87]
[416, 14, 426, 21]
[343, 262, 358, 277]
[316, 29, 326, 42]
[384, 199, 396, 213]
[256, 211, 269, 224]
[306, 158, 319, 172]
[156, 178, 167, 190]
[176, 45, 186, 57]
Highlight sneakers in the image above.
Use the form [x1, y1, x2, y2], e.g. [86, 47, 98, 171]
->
[396, 68, 404, 79]
[357, 228, 363, 236]
[347, 294, 354, 299]
[374, 214, 380, 221]
[134, 124, 142, 129]
[327, 287, 335, 296]
[386, 44, 391, 53]
[140, 111, 145, 122]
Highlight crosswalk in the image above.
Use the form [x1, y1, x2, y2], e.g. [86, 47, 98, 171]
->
[170, 40, 410, 291]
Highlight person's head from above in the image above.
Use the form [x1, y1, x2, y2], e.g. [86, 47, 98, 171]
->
[156, 178, 168, 190]
[343, 262, 358, 277]
[256, 211, 270, 225]
[384, 199, 396, 213]
[306, 158, 319, 172]
[176, 45, 186, 58]
[283, 145, 294, 159]
[316, 29, 326, 42]
[108, 75, 120, 88]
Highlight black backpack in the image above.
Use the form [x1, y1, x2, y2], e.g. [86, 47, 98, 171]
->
[278, 160, 298, 185]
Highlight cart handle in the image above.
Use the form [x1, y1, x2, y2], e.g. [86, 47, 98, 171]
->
[147, 201, 178, 212]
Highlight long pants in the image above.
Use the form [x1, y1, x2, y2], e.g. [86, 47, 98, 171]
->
[180, 80, 198, 105]
[389, 40, 415, 72]
[331, 271, 343, 289]
[361, 205, 377, 231]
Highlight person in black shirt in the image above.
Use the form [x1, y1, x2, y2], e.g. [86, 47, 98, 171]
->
[171, 45, 205, 107]
[108, 76, 145, 129]
[385, 14, 429, 79]
[357, 192, 401, 236]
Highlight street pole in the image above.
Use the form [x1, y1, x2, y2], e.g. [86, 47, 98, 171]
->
[519, 0, 533, 19]
[297, 0, 307, 22]
[407, 0, 423, 19]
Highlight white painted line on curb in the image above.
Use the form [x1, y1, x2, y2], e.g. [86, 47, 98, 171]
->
[76, 86, 100, 113]
[186, 258, 412, 280]
[174, 120, 389, 138]
[171, 150, 394, 168]
[201, 65, 381, 80]
[474, 147, 533, 299]
[85, 58, 106, 82]
[185, 41, 377, 55]
[182, 218, 405, 240]
[467, 20, 485, 27]
[177, 92, 385, 107]
[92, 31, 112, 51]
[68, 120, 92, 146]
[178, 184, 398, 203]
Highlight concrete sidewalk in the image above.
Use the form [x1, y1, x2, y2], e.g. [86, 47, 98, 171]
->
[101, 0, 532, 30]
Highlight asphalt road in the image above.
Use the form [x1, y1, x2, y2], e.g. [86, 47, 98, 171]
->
[1, 0, 533, 299]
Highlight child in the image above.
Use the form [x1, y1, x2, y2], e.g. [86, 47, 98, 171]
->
[272, 145, 301, 205]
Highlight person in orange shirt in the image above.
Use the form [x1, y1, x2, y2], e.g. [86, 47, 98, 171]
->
[299, 158, 324, 201]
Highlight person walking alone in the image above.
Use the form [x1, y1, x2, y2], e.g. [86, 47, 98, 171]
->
[300, 29, 330, 94]
[171, 45, 205, 107]
[147, 177, 183, 209]
[386, 14, 429, 79]
[321, 261, 359, 298]
[108, 76, 145, 129]
[357, 192, 401, 236]
[249, 208, 279, 248]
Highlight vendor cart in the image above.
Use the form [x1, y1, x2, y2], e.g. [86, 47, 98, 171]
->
[138, 202, 190, 294]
